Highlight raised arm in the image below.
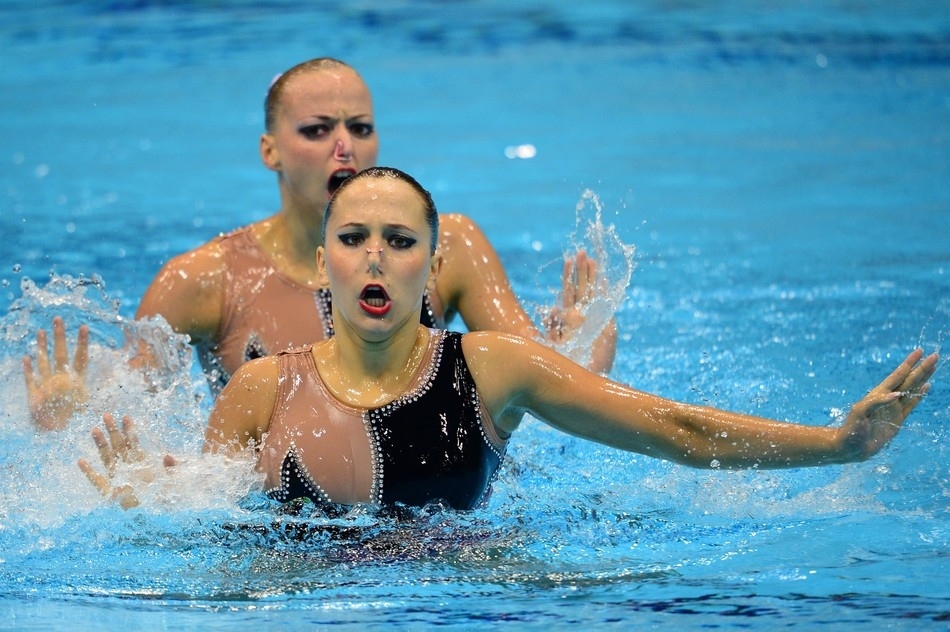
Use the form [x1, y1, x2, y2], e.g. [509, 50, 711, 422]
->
[76, 358, 276, 509]
[545, 251, 617, 373]
[465, 332, 937, 469]
[435, 213, 537, 336]
[436, 213, 616, 372]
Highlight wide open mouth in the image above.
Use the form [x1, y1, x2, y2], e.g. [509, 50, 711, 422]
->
[328, 169, 356, 195]
[359, 284, 392, 316]
[360, 284, 390, 307]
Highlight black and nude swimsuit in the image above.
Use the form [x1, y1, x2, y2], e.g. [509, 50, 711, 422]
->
[257, 330, 508, 511]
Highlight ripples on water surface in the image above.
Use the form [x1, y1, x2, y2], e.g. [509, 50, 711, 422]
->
[1, 1, 948, 629]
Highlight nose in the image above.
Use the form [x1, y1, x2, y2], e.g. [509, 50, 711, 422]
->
[334, 137, 353, 163]
[366, 245, 384, 270]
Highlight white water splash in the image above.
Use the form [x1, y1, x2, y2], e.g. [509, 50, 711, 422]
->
[0, 274, 261, 529]
[538, 189, 637, 368]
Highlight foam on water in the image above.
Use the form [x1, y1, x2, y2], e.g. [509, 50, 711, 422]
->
[0, 275, 262, 533]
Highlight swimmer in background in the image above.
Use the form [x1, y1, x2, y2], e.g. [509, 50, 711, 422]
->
[76, 167, 937, 511]
[23, 57, 618, 430]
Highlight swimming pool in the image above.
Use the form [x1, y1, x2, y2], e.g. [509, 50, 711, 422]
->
[1, 1, 948, 629]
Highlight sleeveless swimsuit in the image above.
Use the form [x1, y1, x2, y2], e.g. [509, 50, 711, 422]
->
[198, 226, 442, 393]
[257, 330, 508, 511]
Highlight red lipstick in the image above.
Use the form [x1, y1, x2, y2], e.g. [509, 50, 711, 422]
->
[359, 284, 392, 316]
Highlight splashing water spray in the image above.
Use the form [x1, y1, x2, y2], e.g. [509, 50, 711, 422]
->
[0, 274, 260, 529]
[540, 189, 637, 368]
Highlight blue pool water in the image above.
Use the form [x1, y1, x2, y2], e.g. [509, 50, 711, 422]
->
[1, 1, 948, 629]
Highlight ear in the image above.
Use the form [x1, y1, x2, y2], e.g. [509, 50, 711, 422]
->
[316, 246, 330, 288]
[426, 249, 443, 293]
[260, 133, 280, 171]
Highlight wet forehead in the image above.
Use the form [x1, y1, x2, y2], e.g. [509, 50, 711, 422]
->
[331, 178, 427, 228]
[279, 68, 373, 118]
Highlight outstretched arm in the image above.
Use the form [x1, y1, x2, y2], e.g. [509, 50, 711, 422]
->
[465, 332, 937, 469]
[77, 412, 177, 509]
[834, 349, 935, 462]
[76, 356, 275, 510]
[25, 242, 228, 430]
[77, 358, 274, 507]
[435, 213, 537, 336]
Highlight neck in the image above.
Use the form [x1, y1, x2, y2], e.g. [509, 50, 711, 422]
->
[253, 210, 324, 286]
[273, 203, 324, 254]
[270, 177, 328, 251]
[316, 324, 430, 408]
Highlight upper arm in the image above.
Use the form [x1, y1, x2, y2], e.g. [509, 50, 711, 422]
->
[203, 357, 279, 454]
[136, 241, 227, 344]
[463, 331, 680, 451]
[462, 331, 619, 436]
[436, 214, 538, 337]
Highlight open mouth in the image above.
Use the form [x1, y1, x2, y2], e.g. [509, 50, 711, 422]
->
[328, 169, 356, 195]
[359, 284, 392, 316]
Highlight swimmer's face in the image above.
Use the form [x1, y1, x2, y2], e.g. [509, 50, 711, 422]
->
[317, 176, 441, 340]
[261, 66, 379, 211]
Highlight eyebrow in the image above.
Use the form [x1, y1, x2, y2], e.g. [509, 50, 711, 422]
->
[336, 222, 419, 234]
[301, 114, 373, 123]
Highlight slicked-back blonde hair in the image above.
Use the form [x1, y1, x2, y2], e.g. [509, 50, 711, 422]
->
[264, 57, 361, 132]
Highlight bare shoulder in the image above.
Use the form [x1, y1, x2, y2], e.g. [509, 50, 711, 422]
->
[460, 331, 547, 393]
[438, 212, 491, 249]
[136, 235, 230, 330]
[439, 211, 477, 233]
[206, 354, 280, 450]
[461, 330, 592, 398]
[461, 329, 531, 359]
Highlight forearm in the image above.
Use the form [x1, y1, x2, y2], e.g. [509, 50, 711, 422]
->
[665, 404, 843, 469]
[586, 320, 617, 375]
[532, 378, 845, 470]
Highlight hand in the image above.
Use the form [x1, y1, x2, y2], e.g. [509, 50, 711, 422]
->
[543, 250, 596, 342]
[837, 349, 938, 461]
[543, 250, 617, 373]
[78, 413, 178, 509]
[22, 316, 89, 431]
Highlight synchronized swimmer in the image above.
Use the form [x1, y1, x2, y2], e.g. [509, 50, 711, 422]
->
[63, 167, 936, 512]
